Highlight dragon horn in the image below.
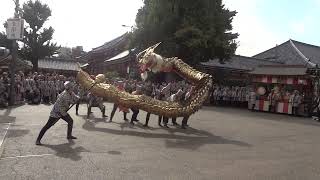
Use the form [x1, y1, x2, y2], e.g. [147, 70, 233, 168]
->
[147, 42, 161, 53]
[152, 42, 161, 50]
[136, 42, 162, 60]
[136, 48, 148, 59]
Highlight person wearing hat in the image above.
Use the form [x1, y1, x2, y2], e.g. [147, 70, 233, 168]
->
[35, 81, 79, 145]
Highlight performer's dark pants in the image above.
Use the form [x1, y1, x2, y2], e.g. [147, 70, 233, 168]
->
[76, 101, 80, 114]
[110, 103, 127, 121]
[31, 96, 41, 104]
[43, 96, 50, 104]
[292, 106, 299, 116]
[269, 105, 275, 112]
[25, 90, 31, 102]
[36, 114, 73, 141]
[158, 116, 162, 126]
[87, 105, 105, 117]
[145, 113, 162, 126]
[163, 117, 169, 125]
[317, 109, 320, 119]
[145, 112, 151, 126]
[172, 117, 177, 125]
[251, 103, 255, 111]
[130, 108, 139, 123]
[182, 116, 190, 127]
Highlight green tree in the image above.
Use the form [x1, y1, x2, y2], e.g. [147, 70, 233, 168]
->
[20, 0, 59, 71]
[131, 0, 238, 65]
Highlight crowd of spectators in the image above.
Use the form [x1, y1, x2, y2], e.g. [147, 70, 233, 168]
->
[0, 71, 75, 108]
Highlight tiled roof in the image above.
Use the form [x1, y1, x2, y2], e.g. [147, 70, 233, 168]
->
[37, 58, 84, 71]
[249, 65, 308, 76]
[291, 40, 320, 66]
[253, 39, 320, 68]
[79, 33, 129, 62]
[105, 50, 130, 62]
[200, 55, 280, 71]
[91, 33, 129, 53]
[0, 55, 32, 69]
[104, 50, 133, 65]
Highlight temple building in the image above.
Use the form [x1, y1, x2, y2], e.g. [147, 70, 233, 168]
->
[79, 33, 138, 77]
[198, 55, 280, 85]
[198, 39, 320, 84]
[36, 57, 86, 75]
[253, 39, 320, 67]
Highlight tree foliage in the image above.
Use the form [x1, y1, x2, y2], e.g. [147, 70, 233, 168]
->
[0, 32, 13, 50]
[131, 0, 238, 64]
[20, 0, 59, 71]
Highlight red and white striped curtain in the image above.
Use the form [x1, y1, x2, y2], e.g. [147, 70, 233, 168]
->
[283, 78, 307, 85]
[253, 76, 308, 85]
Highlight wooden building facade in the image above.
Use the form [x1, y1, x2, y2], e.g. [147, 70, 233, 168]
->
[79, 33, 138, 77]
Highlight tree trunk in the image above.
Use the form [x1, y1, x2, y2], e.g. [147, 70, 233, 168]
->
[32, 58, 38, 72]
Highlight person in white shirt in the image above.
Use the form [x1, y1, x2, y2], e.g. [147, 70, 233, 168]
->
[249, 88, 256, 111]
[181, 86, 194, 129]
[160, 83, 172, 128]
[168, 89, 184, 126]
[35, 81, 79, 145]
[291, 90, 302, 116]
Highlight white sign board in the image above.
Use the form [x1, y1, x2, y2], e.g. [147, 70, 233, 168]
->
[6, 18, 24, 40]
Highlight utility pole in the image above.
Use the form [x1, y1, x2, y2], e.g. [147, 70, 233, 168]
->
[8, 0, 20, 106]
[315, 64, 320, 95]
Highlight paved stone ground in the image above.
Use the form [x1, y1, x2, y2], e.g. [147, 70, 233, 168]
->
[1, 103, 320, 180]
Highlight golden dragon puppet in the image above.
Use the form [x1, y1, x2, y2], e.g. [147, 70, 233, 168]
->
[76, 43, 213, 117]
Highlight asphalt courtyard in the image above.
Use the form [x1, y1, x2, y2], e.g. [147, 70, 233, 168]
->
[0, 103, 320, 180]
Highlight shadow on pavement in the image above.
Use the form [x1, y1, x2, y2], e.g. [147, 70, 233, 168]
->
[0, 107, 16, 123]
[107, 150, 121, 155]
[79, 115, 138, 130]
[42, 140, 89, 161]
[164, 135, 250, 150]
[81, 117, 251, 150]
[6, 129, 29, 138]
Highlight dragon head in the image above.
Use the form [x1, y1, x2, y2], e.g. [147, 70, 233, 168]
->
[137, 43, 166, 81]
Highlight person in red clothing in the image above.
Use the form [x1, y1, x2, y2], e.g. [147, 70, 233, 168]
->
[109, 81, 129, 122]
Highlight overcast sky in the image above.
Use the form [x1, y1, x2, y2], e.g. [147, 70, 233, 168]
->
[0, 0, 319, 56]
[0, 0, 144, 52]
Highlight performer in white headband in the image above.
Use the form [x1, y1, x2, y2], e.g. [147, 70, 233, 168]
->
[35, 81, 79, 145]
